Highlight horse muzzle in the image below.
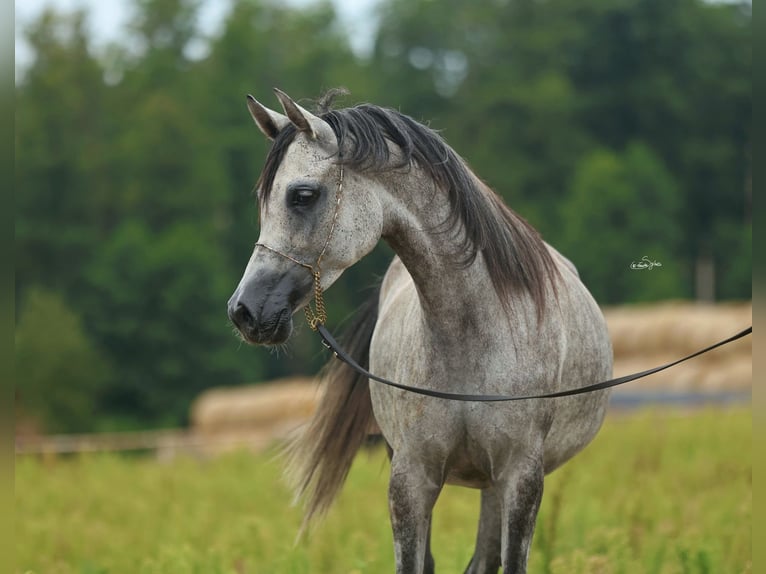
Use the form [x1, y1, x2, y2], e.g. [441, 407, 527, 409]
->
[227, 267, 312, 346]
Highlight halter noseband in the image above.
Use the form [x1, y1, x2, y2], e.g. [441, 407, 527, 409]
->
[254, 164, 345, 331]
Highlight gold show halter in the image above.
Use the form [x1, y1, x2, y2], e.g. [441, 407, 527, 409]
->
[254, 165, 344, 331]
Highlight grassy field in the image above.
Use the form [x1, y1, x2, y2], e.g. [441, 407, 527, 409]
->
[16, 407, 751, 574]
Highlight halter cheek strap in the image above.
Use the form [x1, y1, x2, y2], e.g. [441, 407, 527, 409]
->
[255, 165, 345, 331]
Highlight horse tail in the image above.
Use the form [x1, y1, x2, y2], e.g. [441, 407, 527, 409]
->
[284, 285, 380, 531]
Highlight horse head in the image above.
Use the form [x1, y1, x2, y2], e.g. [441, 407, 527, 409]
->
[228, 89, 383, 345]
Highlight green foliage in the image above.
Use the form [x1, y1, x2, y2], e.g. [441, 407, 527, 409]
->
[15, 10, 111, 298]
[713, 219, 752, 300]
[14, 0, 751, 429]
[15, 288, 109, 433]
[560, 143, 687, 303]
[81, 220, 263, 427]
[15, 408, 752, 572]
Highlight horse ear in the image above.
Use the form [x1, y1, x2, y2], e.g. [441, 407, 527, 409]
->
[246, 95, 290, 140]
[273, 88, 335, 144]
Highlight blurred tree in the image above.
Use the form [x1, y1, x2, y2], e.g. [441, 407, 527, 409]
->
[713, 220, 751, 300]
[559, 143, 686, 304]
[563, 0, 752, 299]
[81, 220, 261, 427]
[113, 89, 229, 232]
[109, 0, 228, 234]
[15, 9, 110, 302]
[15, 288, 109, 433]
[124, 0, 201, 81]
[371, 0, 460, 114]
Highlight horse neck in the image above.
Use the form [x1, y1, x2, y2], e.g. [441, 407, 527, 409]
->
[378, 168, 506, 337]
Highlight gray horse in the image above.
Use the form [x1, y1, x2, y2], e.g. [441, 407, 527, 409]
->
[228, 88, 612, 574]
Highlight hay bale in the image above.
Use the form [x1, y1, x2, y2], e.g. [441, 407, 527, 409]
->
[697, 355, 752, 392]
[604, 301, 751, 394]
[604, 302, 753, 357]
[190, 376, 319, 435]
[604, 301, 751, 359]
[611, 354, 751, 393]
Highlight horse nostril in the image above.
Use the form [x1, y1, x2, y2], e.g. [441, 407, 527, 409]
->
[230, 302, 254, 329]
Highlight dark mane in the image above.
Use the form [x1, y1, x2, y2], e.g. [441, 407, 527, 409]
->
[257, 101, 560, 318]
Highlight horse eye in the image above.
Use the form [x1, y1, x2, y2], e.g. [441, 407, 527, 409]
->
[289, 186, 319, 208]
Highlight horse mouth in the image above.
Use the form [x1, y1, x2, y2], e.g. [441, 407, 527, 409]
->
[236, 308, 293, 346]
[229, 263, 316, 347]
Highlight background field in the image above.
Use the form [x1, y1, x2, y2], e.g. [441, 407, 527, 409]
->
[16, 406, 751, 574]
[15, 0, 751, 435]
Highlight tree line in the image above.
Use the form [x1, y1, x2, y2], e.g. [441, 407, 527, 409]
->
[15, 0, 751, 432]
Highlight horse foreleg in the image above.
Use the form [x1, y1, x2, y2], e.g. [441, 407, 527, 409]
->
[424, 520, 435, 574]
[464, 487, 502, 574]
[499, 459, 544, 574]
[388, 458, 442, 574]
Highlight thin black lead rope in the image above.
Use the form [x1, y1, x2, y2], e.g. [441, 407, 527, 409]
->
[316, 323, 752, 402]
[254, 162, 752, 401]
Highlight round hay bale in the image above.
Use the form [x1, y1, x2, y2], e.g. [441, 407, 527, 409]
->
[190, 377, 319, 434]
[605, 301, 751, 359]
[612, 350, 751, 394]
[698, 356, 752, 392]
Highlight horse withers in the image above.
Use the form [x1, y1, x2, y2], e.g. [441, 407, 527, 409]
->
[228, 88, 612, 574]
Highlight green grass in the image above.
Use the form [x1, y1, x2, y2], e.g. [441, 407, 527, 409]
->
[16, 407, 751, 574]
